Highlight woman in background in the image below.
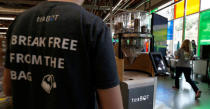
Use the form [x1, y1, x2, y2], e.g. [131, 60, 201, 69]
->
[173, 39, 201, 99]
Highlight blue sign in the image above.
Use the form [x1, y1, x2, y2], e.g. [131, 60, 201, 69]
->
[167, 21, 173, 40]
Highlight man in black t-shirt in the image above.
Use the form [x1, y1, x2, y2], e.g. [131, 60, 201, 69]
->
[3, 0, 123, 109]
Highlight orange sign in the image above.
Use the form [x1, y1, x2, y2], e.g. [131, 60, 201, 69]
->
[186, 0, 200, 15]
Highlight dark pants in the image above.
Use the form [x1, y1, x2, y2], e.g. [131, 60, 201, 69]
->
[175, 67, 199, 93]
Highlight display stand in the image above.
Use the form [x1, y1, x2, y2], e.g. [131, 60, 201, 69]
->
[114, 33, 157, 109]
[113, 11, 157, 109]
[114, 32, 155, 77]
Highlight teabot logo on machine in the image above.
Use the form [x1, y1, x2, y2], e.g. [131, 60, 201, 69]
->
[41, 74, 56, 94]
[131, 95, 150, 103]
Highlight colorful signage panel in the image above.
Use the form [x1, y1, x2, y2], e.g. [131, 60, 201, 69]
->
[185, 13, 199, 44]
[199, 10, 210, 45]
[153, 14, 168, 56]
[201, 0, 210, 11]
[167, 21, 174, 40]
[174, 0, 185, 19]
[186, 0, 200, 15]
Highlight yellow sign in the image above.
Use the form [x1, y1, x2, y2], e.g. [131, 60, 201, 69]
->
[186, 0, 200, 15]
[175, 0, 185, 19]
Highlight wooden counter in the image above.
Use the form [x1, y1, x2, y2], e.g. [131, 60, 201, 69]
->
[124, 53, 155, 77]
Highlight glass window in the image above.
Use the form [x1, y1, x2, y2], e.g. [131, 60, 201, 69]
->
[201, 0, 210, 11]
[173, 17, 183, 53]
[157, 1, 174, 21]
[185, 13, 199, 44]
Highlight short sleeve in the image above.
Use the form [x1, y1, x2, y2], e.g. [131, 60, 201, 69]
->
[91, 21, 119, 89]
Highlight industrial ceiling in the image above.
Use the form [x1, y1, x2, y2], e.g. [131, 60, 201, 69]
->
[0, 0, 171, 35]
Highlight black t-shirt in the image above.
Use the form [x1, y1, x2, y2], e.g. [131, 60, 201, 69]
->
[5, 1, 119, 109]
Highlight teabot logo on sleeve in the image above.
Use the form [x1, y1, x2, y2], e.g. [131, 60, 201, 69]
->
[41, 74, 56, 94]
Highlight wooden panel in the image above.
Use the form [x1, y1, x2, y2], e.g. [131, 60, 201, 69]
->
[115, 57, 124, 82]
[124, 53, 155, 77]
[114, 44, 119, 57]
[123, 71, 150, 81]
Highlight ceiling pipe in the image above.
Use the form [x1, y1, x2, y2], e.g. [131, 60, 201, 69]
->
[122, 0, 135, 10]
[112, 0, 124, 11]
[113, 0, 130, 14]
[135, 0, 150, 10]
[103, 0, 124, 21]
[103, 0, 131, 22]
[104, 0, 150, 22]
[111, 0, 135, 13]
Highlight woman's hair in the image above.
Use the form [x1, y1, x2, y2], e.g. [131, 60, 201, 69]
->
[181, 39, 191, 52]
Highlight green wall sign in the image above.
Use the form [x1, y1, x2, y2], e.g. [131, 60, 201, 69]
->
[198, 10, 210, 56]
[199, 10, 210, 45]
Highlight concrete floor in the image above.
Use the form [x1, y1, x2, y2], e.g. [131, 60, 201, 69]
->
[155, 75, 210, 109]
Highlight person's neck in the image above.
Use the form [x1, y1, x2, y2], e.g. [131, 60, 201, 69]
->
[48, 0, 82, 5]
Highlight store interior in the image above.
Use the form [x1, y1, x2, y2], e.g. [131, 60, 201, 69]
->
[0, 0, 210, 109]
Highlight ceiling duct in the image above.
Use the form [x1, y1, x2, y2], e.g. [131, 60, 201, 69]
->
[103, 0, 130, 22]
